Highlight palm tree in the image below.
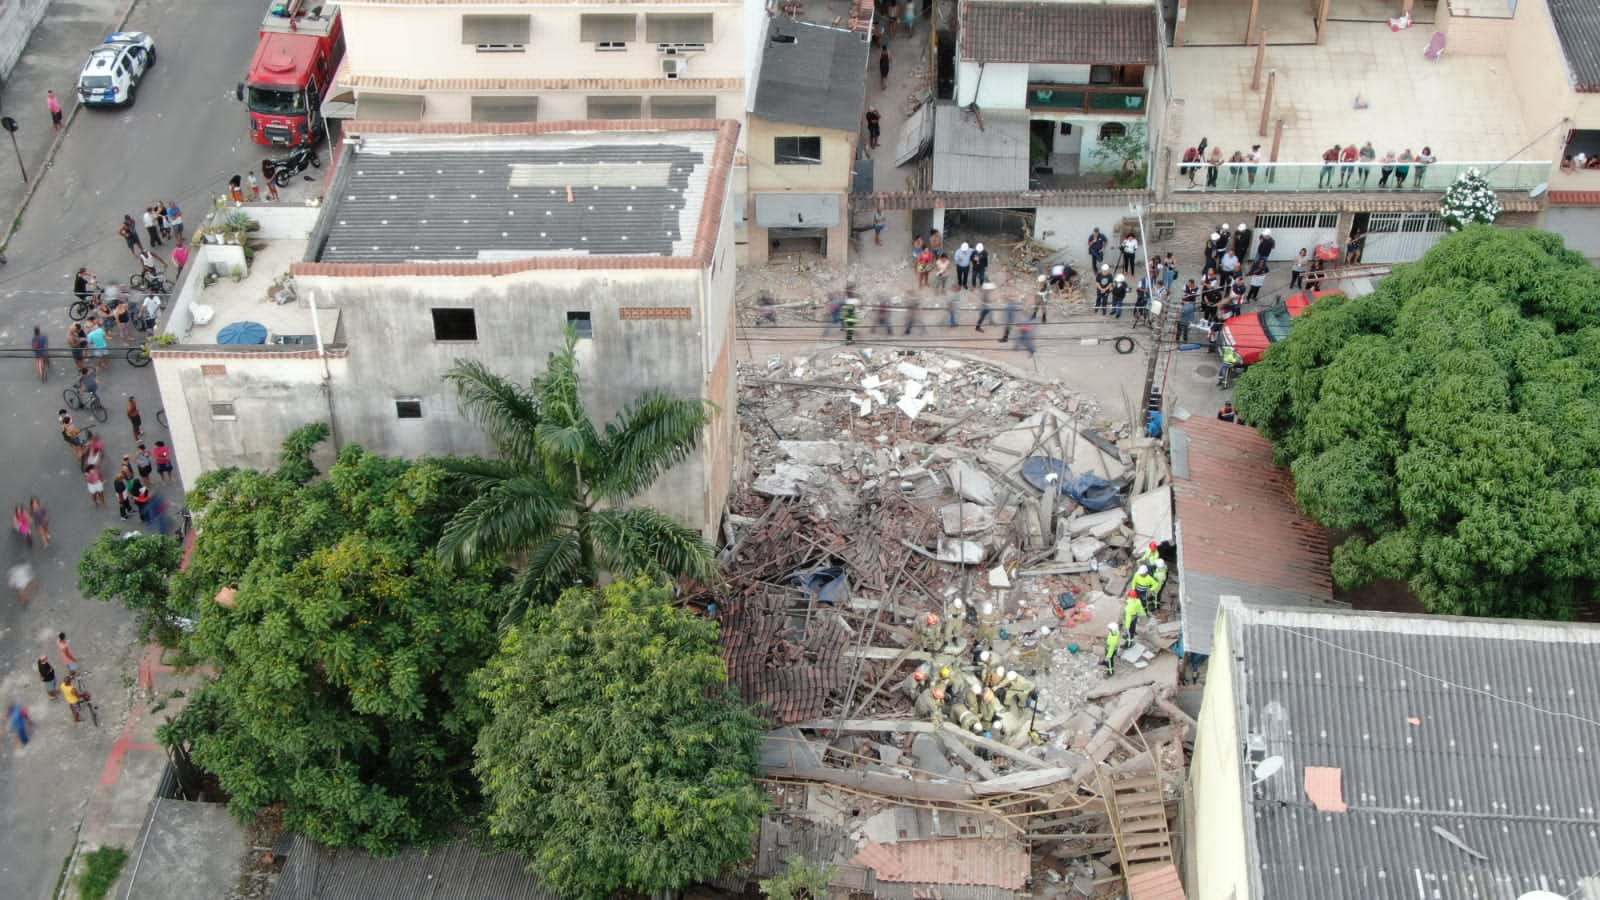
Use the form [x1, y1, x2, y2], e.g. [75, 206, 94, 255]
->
[437, 333, 718, 608]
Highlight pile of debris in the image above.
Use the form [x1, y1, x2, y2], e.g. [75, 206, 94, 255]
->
[711, 347, 1190, 897]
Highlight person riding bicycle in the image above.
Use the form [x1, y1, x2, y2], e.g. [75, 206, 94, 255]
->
[137, 248, 166, 281]
[73, 268, 101, 303]
[61, 675, 85, 722]
[77, 367, 100, 405]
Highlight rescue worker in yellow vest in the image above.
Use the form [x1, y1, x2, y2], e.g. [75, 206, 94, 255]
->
[1104, 622, 1121, 676]
[1139, 541, 1162, 571]
[1151, 558, 1169, 608]
[1123, 589, 1148, 640]
[841, 299, 860, 344]
[999, 669, 1037, 710]
[1132, 565, 1160, 608]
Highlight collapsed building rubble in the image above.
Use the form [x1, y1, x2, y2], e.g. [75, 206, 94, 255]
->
[709, 348, 1190, 898]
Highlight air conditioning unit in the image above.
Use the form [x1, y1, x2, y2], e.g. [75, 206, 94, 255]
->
[661, 57, 685, 79]
[657, 42, 706, 54]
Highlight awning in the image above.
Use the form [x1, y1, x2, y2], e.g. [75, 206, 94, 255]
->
[895, 102, 935, 167]
[754, 194, 841, 229]
[356, 93, 425, 122]
[322, 86, 357, 121]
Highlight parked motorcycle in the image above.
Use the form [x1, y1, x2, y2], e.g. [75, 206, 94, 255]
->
[264, 146, 321, 187]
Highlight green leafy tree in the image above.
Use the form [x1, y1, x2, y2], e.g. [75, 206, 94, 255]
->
[1438, 167, 1503, 231]
[474, 578, 766, 899]
[1089, 122, 1148, 188]
[438, 332, 718, 610]
[761, 855, 839, 900]
[1235, 226, 1600, 619]
[159, 425, 511, 854]
[78, 530, 185, 645]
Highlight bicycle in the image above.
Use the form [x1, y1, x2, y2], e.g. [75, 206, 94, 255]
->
[63, 383, 109, 422]
[130, 271, 170, 295]
[67, 672, 99, 727]
[127, 344, 152, 367]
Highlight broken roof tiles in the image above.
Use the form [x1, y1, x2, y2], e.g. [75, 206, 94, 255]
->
[849, 838, 1029, 890]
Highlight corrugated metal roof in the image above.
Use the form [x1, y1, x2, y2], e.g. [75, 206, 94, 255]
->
[1547, 0, 1600, 91]
[931, 105, 1030, 193]
[848, 838, 1029, 889]
[1226, 604, 1600, 900]
[1171, 418, 1335, 656]
[271, 835, 561, 900]
[960, 2, 1158, 64]
[751, 20, 870, 133]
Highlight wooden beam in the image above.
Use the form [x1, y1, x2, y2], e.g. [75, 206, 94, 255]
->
[1251, 29, 1268, 90]
[937, 722, 1051, 770]
[939, 729, 999, 780]
[1245, 1, 1261, 50]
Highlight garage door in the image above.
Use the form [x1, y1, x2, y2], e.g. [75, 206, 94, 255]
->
[1252, 213, 1339, 262]
[1360, 212, 1445, 264]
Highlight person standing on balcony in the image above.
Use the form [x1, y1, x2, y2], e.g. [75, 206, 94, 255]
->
[1247, 144, 1262, 185]
[1358, 141, 1376, 187]
[1396, 149, 1414, 188]
[1319, 145, 1339, 188]
[1415, 146, 1436, 187]
[1379, 150, 1397, 187]
[1339, 144, 1358, 187]
[1205, 146, 1223, 187]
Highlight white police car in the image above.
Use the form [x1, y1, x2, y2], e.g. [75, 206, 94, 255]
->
[76, 32, 156, 107]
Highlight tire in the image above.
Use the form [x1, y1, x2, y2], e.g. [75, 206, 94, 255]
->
[273, 169, 291, 188]
[146, 47, 156, 67]
[1114, 336, 1136, 354]
[70, 300, 91, 321]
[310, 153, 321, 168]
[129, 272, 149, 292]
[89, 401, 109, 423]
[127, 346, 151, 367]
[63, 388, 83, 410]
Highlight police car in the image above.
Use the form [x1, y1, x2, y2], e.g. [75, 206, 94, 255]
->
[76, 32, 156, 107]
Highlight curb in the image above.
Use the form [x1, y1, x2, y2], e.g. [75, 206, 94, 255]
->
[1, 0, 142, 255]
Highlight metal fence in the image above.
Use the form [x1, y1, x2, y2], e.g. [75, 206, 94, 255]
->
[1169, 160, 1549, 194]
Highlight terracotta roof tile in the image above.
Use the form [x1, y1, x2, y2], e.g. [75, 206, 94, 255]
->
[1547, 190, 1600, 205]
[719, 585, 850, 725]
[1127, 863, 1188, 900]
[1303, 766, 1348, 813]
[961, 3, 1158, 65]
[848, 839, 1028, 890]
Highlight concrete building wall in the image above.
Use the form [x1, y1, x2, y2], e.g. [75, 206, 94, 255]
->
[1188, 620, 1253, 900]
[746, 116, 855, 191]
[0, 0, 51, 80]
[954, 60, 1029, 108]
[152, 351, 346, 490]
[386, 89, 742, 125]
[340, 2, 745, 83]
[1033, 205, 1141, 252]
[293, 267, 719, 532]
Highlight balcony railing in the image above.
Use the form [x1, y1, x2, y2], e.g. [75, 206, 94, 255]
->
[1027, 84, 1147, 115]
[1170, 160, 1550, 194]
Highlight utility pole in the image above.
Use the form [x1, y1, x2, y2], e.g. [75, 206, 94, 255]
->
[0, 117, 24, 184]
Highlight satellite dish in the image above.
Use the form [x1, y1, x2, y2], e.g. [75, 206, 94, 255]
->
[1529, 182, 1549, 199]
[1251, 755, 1284, 784]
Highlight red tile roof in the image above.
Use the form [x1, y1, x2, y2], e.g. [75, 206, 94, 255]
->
[1548, 190, 1600, 205]
[1174, 417, 1333, 601]
[848, 839, 1029, 890]
[720, 587, 850, 725]
[961, 3, 1158, 65]
[1127, 863, 1188, 900]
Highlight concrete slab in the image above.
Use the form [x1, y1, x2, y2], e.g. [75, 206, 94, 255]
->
[939, 501, 996, 536]
[777, 440, 845, 466]
[946, 459, 1000, 506]
[121, 800, 248, 899]
[1130, 486, 1174, 547]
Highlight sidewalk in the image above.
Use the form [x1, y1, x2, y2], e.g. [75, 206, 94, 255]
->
[0, 0, 139, 253]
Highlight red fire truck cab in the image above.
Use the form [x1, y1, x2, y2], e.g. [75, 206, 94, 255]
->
[240, 0, 344, 147]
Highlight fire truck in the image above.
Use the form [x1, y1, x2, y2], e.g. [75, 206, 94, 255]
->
[239, 0, 344, 147]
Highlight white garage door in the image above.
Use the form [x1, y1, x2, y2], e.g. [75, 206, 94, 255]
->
[1361, 212, 1446, 264]
[1252, 213, 1340, 262]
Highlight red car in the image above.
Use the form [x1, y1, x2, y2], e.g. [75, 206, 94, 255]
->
[1219, 290, 1334, 365]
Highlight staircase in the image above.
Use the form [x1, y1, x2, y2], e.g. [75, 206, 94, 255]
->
[1098, 729, 1185, 899]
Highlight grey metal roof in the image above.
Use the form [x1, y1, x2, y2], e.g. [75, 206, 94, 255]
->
[1547, 0, 1600, 92]
[271, 834, 562, 900]
[1225, 603, 1600, 900]
[751, 20, 870, 134]
[931, 105, 1029, 193]
[318, 130, 717, 262]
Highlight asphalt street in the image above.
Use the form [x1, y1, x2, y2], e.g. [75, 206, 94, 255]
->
[0, 1, 268, 896]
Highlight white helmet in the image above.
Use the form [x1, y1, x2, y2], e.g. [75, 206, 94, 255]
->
[979, 650, 992, 663]
[1114, 274, 1125, 283]
[1261, 228, 1272, 237]
[1137, 565, 1149, 575]
[1100, 264, 1111, 273]
[1039, 626, 1051, 636]
[1209, 232, 1220, 241]
[1220, 223, 1230, 232]
[1108, 622, 1119, 633]
[1155, 558, 1168, 570]
[1237, 223, 1248, 231]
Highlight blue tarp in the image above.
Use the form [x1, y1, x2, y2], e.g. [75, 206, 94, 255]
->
[1020, 455, 1122, 511]
[216, 321, 268, 344]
